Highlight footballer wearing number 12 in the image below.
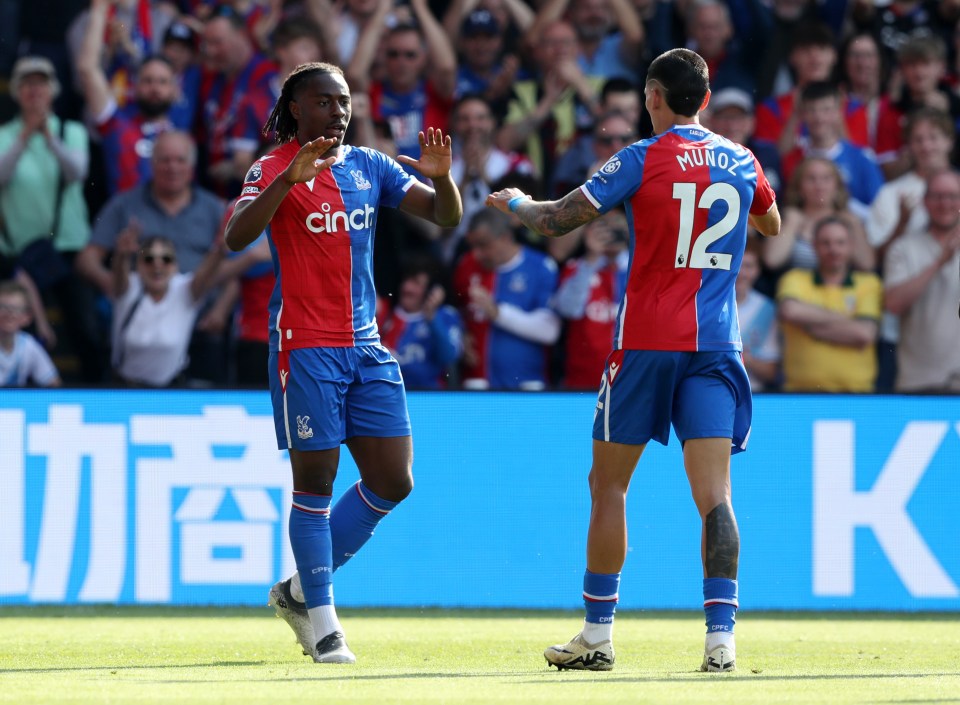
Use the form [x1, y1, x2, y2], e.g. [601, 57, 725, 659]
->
[486, 48, 780, 673]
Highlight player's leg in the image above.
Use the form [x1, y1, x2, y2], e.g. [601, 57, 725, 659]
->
[684, 438, 739, 672]
[544, 440, 644, 671]
[287, 447, 356, 663]
[674, 351, 751, 672]
[333, 434, 412, 569]
[327, 344, 411, 564]
[266, 348, 354, 663]
[545, 350, 673, 671]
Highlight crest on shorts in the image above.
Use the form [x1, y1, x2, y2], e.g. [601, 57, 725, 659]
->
[244, 161, 263, 183]
[296, 415, 314, 440]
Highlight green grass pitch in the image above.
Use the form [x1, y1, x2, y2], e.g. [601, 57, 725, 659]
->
[2, 607, 959, 705]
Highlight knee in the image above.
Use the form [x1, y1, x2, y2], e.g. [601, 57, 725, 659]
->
[588, 467, 628, 500]
[367, 472, 413, 503]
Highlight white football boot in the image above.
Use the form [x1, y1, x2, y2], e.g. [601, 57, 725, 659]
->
[313, 631, 357, 664]
[544, 632, 615, 671]
[267, 578, 316, 657]
[700, 636, 736, 672]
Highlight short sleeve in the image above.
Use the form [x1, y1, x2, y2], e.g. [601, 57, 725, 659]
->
[375, 151, 417, 209]
[749, 155, 777, 216]
[238, 150, 288, 203]
[579, 144, 646, 213]
[854, 274, 883, 320]
[776, 268, 808, 303]
[22, 335, 59, 387]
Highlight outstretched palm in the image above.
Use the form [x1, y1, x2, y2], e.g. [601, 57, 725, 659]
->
[397, 127, 452, 179]
[283, 137, 338, 184]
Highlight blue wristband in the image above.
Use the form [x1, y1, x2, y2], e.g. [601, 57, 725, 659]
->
[507, 195, 529, 213]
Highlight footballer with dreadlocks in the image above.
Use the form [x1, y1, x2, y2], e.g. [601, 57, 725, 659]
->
[224, 62, 462, 665]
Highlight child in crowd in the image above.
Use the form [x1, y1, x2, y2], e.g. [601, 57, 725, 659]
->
[0, 280, 61, 387]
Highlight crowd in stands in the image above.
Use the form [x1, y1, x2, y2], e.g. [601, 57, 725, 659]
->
[1, 0, 959, 393]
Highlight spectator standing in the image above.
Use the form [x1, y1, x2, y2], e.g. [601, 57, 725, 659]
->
[851, 0, 959, 67]
[77, 130, 225, 297]
[453, 208, 560, 390]
[867, 109, 954, 264]
[763, 157, 874, 274]
[348, 0, 457, 177]
[67, 0, 177, 107]
[685, 0, 757, 95]
[892, 36, 960, 167]
[0, 280, 60, 388]
[76, 0, 182, 195]
[497, 19, 602, 179]
[780, 82, 884, 218]
[753, 0, 838, 99]
[777, 216, 882, 393]
[161, 20, 202, 133]
[552, 210, 628, 389]
[864, 109, 954, 391]
[198, 7, 277, 195]
[445, 94, 535, 265]
[837, 31, 903, 179]
[110, 232, 225, 387]
[0, 56, 104, 383]
[754, 23, 870, 154]
[884, 170, 960, 392]
[379, 256, 464, 389]
[452, 9, 519, 118]
[526, 0, 644, 84]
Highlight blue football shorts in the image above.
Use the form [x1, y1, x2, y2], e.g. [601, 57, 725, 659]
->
[268, 345, 411, 451]
[592, 349, 752, 454]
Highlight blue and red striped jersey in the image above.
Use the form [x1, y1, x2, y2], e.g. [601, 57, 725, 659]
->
[97, 107, 173, 194]
[580, 124, 776, 352]
[239, 141, 416, 351]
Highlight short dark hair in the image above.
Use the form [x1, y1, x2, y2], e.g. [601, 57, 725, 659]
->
[812, 215, 851, 241]
[800, 80, 841, 104]
[789, 21, 837, 52]
[467, 207, 512, 237]
[271, 18, 322, 51]
[601, 77, 638, 100]
[399, 253, 442, 285]
[898, 34, 946, 64]
[903, 107, 954, 143]
[646, 48, 709, 117]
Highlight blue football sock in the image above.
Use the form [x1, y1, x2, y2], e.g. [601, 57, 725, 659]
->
[330, 481, 398, 571]
[289, 492, 333, 609]
[583, 570, 620, 624]
[703, 577, 738, 636]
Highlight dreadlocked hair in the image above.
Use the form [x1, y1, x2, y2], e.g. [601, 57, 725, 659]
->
[263, 62, 345, 144]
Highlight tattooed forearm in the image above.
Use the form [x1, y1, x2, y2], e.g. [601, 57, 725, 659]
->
[516, 190, 599, 237]
[705, 502, 739, 579]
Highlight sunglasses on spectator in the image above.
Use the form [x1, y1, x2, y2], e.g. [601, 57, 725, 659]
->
[386, 49, 419, 59]
[596, 134, 635, 145]
[0, 303, 28, 314]
[140, 253, 176, 265]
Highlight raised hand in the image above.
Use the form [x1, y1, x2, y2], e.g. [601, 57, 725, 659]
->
[396, 128, 452, 180]
[281, 137, 338, 185]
